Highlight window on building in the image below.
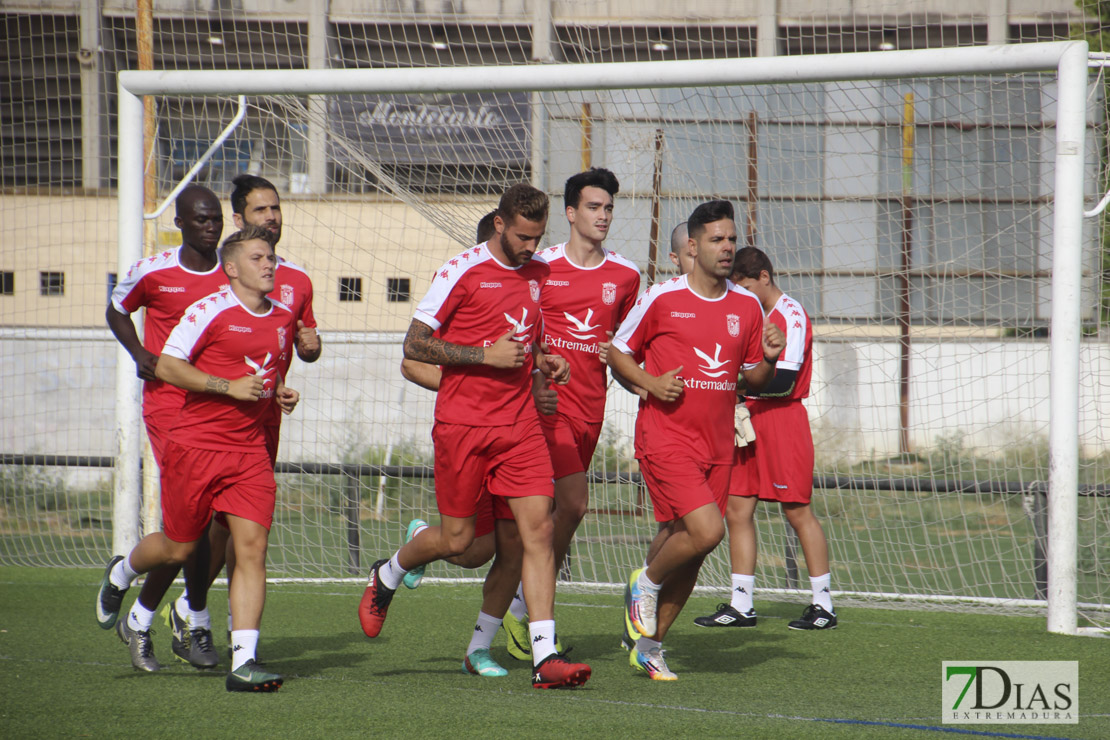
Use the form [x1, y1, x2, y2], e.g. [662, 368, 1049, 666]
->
[0, 271, 13, 295]
[386, 277, 411, 303]
[339, 276, 362, 302]
[40, 271, 64, 296]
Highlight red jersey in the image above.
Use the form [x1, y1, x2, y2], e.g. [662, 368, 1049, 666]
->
[745, 292, 812, 402]
[268, 256, 316, 329]
[110, 247, 228, 419]
[413, 243, 548, 426]
[161, 289, 295, 451]
[536, 242, 640, 423]
[264, 256, 316, 427]
[613, 275, 764, 464]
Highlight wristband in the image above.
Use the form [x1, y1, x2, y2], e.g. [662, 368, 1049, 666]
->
[763, 354, 779, 365]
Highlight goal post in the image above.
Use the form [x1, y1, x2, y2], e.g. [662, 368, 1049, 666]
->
[113, 41, 1092, 634]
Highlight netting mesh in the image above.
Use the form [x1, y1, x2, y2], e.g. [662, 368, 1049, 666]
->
[1, 3, 1107, 628]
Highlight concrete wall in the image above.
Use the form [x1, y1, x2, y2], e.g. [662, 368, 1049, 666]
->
[3, 332, 1107, 470]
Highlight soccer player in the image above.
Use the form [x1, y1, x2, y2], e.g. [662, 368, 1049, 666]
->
[102, 184, 226, 671]
[398, 210, 556, 678]
[357, 184, 592, 689]
[96, 225, 299, 692]
[501, 167, 641, 661]
[613, 220, 693, 651]
[609, 200, 784, 680]
[695, 246, 836, 630]
[193, 174, 322, 658]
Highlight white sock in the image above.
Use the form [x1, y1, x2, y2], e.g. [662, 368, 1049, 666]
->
[636, 636, 662, 653]
[230, 629, 259, 670]
[377, 553, 406, 591]
[176, 594, 210, 630]
[127, 602, 156, 632]
[109, 556, 139, 590]
[529, 619, 557, 665]
[811, 573, 834, 613]
[637, 569, 661, 594]
[642, 558, 650, 569]
[508, 584, 527, 621]
[730, 574, 756, 614]
[466, 611, 503, 655]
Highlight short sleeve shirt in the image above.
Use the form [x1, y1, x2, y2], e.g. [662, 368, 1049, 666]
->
[162, 289, 295, 451]
[613, 276, 765, 464]
[536, 243, 640, 423]
[110, 247, 228, 420]
[745, 292, 812, 402]
[413, 244, 549, 427]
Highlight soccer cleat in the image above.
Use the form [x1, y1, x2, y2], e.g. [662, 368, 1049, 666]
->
[116, 618, 161, 672]
[788, 603, 838, 630]
[163, 602, 218, 669]
[630, 645, 678, 681]
[694, 603, 758, 628]
[503, 610, 531, 661]
[620, 631, 635, 651]
[401, 519, 428, 589]
[95, 555, 128, 630]
[531, 653, 591, 689]
[462, 648, 508, 677]
[625, 568, 658, 638]
[620, 600, 639, 651]
[226, 659, 283, 692]
[358, 559, 396, 638]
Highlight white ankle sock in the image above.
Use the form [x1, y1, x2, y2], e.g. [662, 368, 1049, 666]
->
[508, 584, 528, 621]
[110, 556, 139, 590]
[377, 553, 406, 590]
[230, 629, 259, 670]
[637, 570, 661, 594]
[811, 573, 833, 612]
[529, 619, 557, 665]
[730, 574, 756, 613]
[467, 611, 502, 655]
[127, 602, 155, 632]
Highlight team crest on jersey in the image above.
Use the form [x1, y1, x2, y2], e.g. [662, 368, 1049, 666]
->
[277, 326, 287, 351]
[601, 282, 617, 306]
[528, 279, 540, 303]
[726, 314, 740, 338]
[280, 284, 294, 305]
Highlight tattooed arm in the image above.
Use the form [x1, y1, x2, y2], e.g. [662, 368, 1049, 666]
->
[403, 319, 525, 369]
[156, 355, 264, 401]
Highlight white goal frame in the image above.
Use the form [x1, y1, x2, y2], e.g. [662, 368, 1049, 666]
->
[113, 41, 1090, 635]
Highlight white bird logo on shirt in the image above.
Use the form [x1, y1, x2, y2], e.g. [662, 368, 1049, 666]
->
[503, 307, 534, 342]
[244, 352, 275, 386]
[694, 344, 731, 378]
[564, 308, 600, 340]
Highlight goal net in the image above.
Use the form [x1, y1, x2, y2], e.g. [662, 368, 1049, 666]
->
[0, 6, 1106, 635]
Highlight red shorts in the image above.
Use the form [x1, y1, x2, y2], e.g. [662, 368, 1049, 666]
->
[160, 442, 277, 542]
[730, 401, 814, 504]
[432, 413, 554, 520]
[638, 453, 730, 523]
[538, 412, 602, 479]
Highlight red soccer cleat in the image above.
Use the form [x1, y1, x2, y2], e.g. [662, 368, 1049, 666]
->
[358, 559, 396, 638]
[531, 653, 592, 689]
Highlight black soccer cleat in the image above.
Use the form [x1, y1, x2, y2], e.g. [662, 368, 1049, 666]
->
[693, 603, 757, 628]
[164, 602, 219, 669]
[788, 603, 837, 630]
[116, 618, 162, 672]
[95, 555, 128, 630]
[226, 659, 283, 692]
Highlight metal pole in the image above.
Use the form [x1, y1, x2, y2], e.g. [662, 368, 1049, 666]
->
[529, 0, 553, 189]
[647, 129, 663, 286]
[746, 111, 758, 248]
[899, 92, 915, 456]
[79, 0, 101, 190]
[306, 0, 329, 195]
[1046, 41, 1087, 636]
[113, 87, 144, 555]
